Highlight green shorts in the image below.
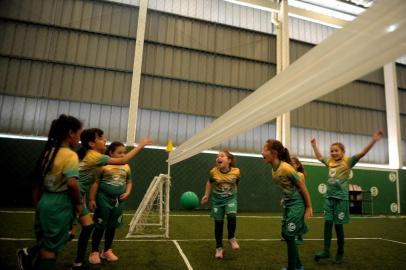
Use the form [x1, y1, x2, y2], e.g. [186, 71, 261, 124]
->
[93, 192, 125, 229]
[282, 203, 308, 237]
[324, 197, 350, 224]
[35, 192, 74, 252]
[210, 194, 237, 220]
[78, 192, 90, 217]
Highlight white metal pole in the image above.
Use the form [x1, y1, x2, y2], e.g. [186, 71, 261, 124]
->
[384, 62, 403, 169]
[126, 0, 149, 145]
[276, 0, 291, 148]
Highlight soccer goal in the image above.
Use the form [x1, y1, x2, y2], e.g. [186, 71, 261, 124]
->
[126, 174, 171, 238]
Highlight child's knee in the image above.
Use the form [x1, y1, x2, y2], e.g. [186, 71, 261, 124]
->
[226, 213, 236, 219]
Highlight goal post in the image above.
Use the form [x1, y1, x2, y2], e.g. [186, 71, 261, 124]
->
[126, 174, 171, 238]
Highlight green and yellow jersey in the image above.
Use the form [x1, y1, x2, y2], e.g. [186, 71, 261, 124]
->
[297, 172, 305, 184]
[321, 156, 359, 200]
[42, 147, 79, 192]
[99, 164, 131, 197]
[78, 149, 110, 194]
[210, 167, 240, 198]
[272, 161, 303, 207]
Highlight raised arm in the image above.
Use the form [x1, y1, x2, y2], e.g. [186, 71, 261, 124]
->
[201, 180, 212, 204]
[310, 138, 323, 161]
[296, 180, 313, 219]
[354, 131, 383, 160]
[108, 138, 152, 165]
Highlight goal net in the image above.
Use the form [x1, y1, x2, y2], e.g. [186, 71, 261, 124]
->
[126, 174, 170, 238]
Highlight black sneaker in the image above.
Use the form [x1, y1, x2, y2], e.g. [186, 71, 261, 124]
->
[17, 248, 32, 270]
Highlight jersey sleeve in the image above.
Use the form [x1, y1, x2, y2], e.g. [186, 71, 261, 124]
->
[63, 153, 79, 179]
[321, 158, 330, 167]
[298, 172, 306, 184]
[209, 168, 216, 183]
[285, 165, 300, 185]
[126, 165, 132, 182]
[96, 154, 111, 166]
[348, 156, 360, 168]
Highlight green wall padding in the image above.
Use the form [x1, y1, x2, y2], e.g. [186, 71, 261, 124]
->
[0, 138, 402, 214]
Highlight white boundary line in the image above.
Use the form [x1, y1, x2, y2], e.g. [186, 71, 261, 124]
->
[172, 240, 193, 270]
[0, 237, 386, 242]
[1, 210, 405, 219]
[381, 238, 406, 245]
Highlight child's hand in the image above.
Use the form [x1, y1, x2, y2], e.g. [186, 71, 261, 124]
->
[75, 204, 83, 216]
[89, 200, 96, 212]
[304, 206, 313, 219]
[372, 131, 383, 142]
[140, 138, 153, 147]
[120, 192, 130, 201]
[310, 138, 317, 145]
[201, 195, 209, 204]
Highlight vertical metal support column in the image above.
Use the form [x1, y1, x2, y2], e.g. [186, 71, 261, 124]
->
[275, 0, 291, 148]
[384, 62, 403, 169]
[126, 0, 149, 145]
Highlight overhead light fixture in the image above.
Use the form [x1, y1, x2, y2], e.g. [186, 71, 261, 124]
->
[224, 0, 279, 13]
[224, 0, 367, 28]
[288, 0, 356, 21]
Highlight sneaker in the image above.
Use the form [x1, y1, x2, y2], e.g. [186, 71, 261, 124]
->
[314, 250, 330, 262]
[17, 248, 31, 270]
[215, 248, 223, 259]
[281, 267, 304, 270]
[229, 238, 240, 249]
[88, 252, 101, 265]
[101, 249, 119, 262]
[334, 253, 344, 264]
[70, 262, 91, 270]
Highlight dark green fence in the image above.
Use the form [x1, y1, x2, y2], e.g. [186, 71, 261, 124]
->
[0, 138, 403, 214]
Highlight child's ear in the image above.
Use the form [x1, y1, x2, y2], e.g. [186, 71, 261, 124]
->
[89, 141, 96, 148]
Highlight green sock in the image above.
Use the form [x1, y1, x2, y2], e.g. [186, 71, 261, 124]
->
[37, 258, 57, 270]
[283, 233, 301, 270]
[335, 224, 344, 255]
[323, 221, 333, 252]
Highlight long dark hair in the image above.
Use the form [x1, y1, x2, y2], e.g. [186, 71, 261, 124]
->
[265, 139, 291, 164]
[219, 149, 236, 167]
[107, 141, 125, 156]
[291, 156, 305, 174]
[33, 114, 82, 186]
[77, 128, 104, 160]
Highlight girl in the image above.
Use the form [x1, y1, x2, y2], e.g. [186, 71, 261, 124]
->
[311, 131, 383, 264]
[261, 140, 312, 270]
[201, 150, 240, 259]
[291, 156, 306, 245]
[72, 128, 151, 269]
[88, 142, 132, 264]
[18, 114, 83, 270]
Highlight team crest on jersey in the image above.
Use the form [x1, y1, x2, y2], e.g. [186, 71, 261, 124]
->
[329, 168, 337, 178]
[287, 222, 296, 232]
[338, 212, 345, 220]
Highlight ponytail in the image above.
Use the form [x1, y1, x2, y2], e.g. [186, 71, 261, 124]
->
[33, 114, 82, 186]
[265, 139, 292, 164]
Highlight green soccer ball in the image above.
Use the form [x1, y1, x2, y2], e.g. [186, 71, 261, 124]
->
[180, 191, 199, 210]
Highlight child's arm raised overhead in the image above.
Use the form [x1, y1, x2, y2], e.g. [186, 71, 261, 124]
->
[354, 131, 383, 160]
[296, 180, 313, 219]
[310, 138, 323, 161]
[201, 180, 212, 204]
[108, 138, 152, 165]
